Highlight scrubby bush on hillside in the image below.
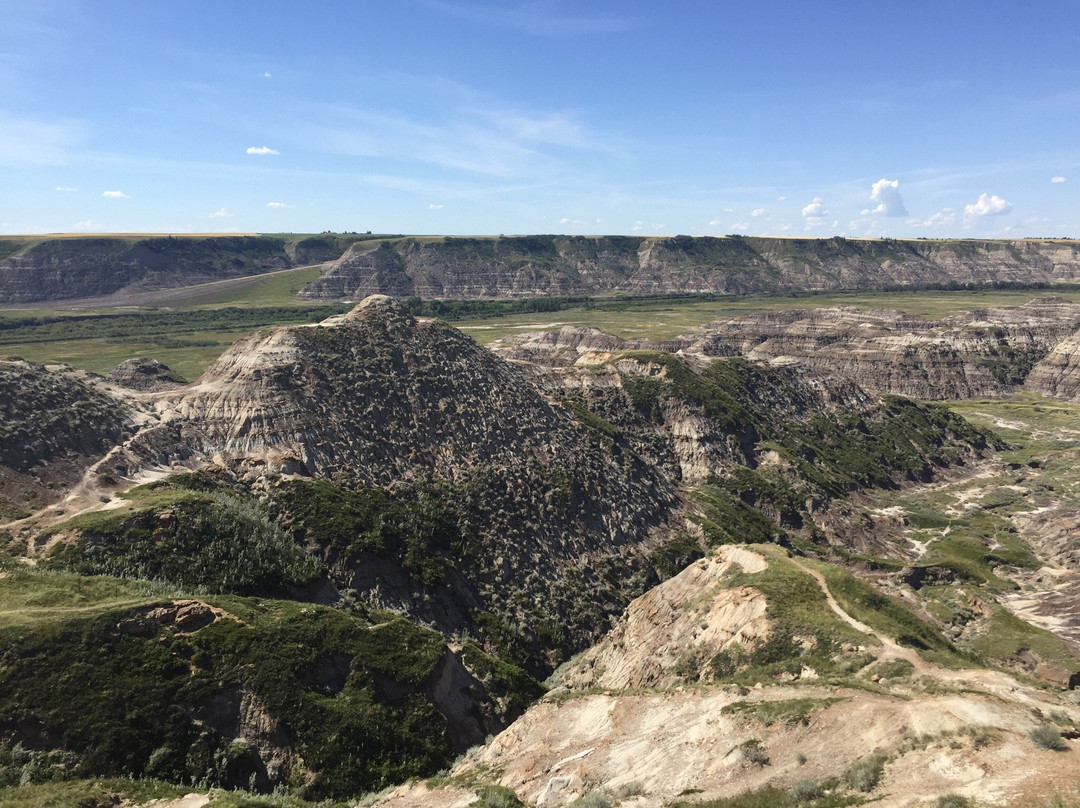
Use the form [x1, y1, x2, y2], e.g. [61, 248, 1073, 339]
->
[1030, 723, 1068, 751]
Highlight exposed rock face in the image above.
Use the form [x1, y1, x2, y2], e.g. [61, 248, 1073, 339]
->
[107, 358, 188, 391]
[0, 236, 303, 304]
[557, 547, 770, 690]
[1024, 332, 1080, 400]
[300, 235, 1080, 301]
[670, 297, 1080, 400]
[8, 234, 1080, 304]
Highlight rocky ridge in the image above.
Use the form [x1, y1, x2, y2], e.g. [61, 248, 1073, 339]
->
[300, 235, 1080, 302]
[495, 296, 1080, 401]
[6, 234, 1080, 304]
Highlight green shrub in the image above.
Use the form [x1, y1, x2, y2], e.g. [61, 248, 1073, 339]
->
[572, 789, 613, 808]
[474, 785, 526, 808]
[845, 754, 886, 792]
[937, 795, 973, 808]
[789, 779, 823, 802]
[614, 781, 646, 798]
[1030, 724, 1068, 751]
[739, 739, 769, 766]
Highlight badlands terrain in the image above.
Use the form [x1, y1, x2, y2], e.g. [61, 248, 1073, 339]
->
[3, 236, 1080, 807]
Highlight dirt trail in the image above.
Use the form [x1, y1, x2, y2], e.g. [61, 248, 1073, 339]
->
[787, 556, 933, 676]
[786, 554, 1055, 706]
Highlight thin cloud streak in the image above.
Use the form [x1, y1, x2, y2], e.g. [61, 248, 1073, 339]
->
[420, 0, 646, 36]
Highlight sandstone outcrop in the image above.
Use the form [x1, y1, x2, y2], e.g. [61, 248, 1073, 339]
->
[300, 235, 1080, 301]
[664, 296, 1080, 399]
[556, 547, 770, 690]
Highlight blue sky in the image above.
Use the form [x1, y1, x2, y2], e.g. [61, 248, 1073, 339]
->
[1, 0, 1077, 238]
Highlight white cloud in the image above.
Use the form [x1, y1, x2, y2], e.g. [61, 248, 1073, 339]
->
[964, 193, 1013, 226]
[55, 186, 76, 192]
[777, 196, 787, 202]
[751, 208, 767, 217]
[263, 71, 272, 79]
[103, 190, 129, 198]
[429, 203, 444, 209]
[246, 145, 279, 155]
[631, 220, 644, 232]
[730, 221, 749, 232]
[869, 178, 908, 217]
[801, 197, 829, 229]
[267, 201, 289, 208]
[209, 207, 231, 218]
[73, 218, 99, 232]
[1052, 176, 1066, 183]
[707, 218, 723, 227]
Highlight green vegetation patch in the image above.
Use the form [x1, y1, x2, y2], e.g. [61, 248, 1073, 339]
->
[971, 605, 1080, 670]
[810, 561, 969, 667]
[727, 550, 867, 644]
[0, 777, 190, 808]
[268, 478, 459, 588]
[43, 478, 324, 597]
[669, 785, 864, 808]
[721, 697, 844, 726]
[0, 578, 460, 799]
[458, 641, 547, 724]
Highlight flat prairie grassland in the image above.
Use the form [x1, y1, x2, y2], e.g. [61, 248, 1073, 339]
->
[0, 332, 242, 379]
[454, 288, 1080, 345]
[4, 287, 1080, 377]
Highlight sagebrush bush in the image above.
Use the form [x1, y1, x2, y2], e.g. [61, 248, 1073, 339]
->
[788, 778, 823, 802]
[573, 789, 613, 808]
[739, 739, 769, 766]
[846, 754, 886, 792]
[1030, 724, 1068, 751]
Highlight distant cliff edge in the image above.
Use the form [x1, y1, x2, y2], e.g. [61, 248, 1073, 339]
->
[3, 233, 1080, 303]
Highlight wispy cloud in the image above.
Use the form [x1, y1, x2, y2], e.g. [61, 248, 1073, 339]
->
[267, 201, 290, 208]
[103, 190, 129, 198]
[429, 203, 444, 209]
[0, 117, 83, 166]
[301, 101, 607, 179]
[209, 207, 231, 218]
[421, 1, 645, 36]
[1052, 176, 1066, 183]
[55, 185, 76, 192]
[915, 208, 957, 228]
[751, 208, 767, 217]
[246, 145, 279, 155]
[73, 218, 100, 232]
